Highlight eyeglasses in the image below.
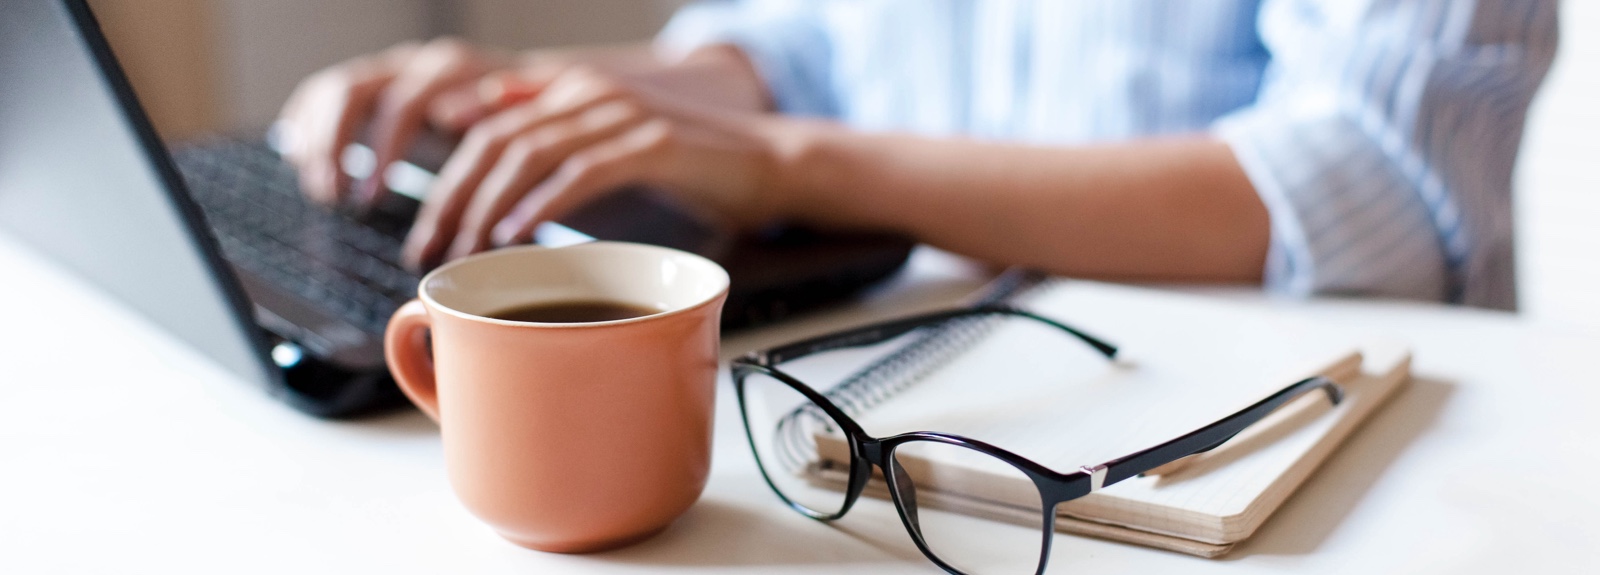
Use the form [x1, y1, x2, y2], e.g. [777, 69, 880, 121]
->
[730, 305, 1343, 575]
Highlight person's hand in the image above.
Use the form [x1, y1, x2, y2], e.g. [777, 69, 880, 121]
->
[400, 65, 795, 271]
[275, 38, 521, 206]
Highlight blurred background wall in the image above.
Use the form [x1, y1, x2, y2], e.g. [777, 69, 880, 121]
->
[88, 0, 220, 139]
[1514, 1, 1599, 333]
[89, 0, 691, 138]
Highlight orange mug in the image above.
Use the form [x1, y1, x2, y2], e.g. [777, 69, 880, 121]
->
[384, 242, 729, 553]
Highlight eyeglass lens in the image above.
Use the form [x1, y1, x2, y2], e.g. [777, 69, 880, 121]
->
[739, 370, 856, 518]
[741, 368, 1054, 575]
[887, 440, 1050, 575]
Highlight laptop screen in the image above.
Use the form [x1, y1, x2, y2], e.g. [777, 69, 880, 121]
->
[0, 0, 277, 390]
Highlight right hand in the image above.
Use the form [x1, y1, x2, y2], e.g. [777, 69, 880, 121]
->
[399, 65, 797, 272]
[275, 38, 516, 206]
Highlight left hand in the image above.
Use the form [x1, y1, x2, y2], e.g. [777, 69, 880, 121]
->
[400, 65, 794, 272]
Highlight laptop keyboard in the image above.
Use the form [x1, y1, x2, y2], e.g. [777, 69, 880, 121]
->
[171, 137, 420, 334]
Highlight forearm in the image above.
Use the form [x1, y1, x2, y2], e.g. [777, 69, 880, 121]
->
[774, 125, 1270, 282]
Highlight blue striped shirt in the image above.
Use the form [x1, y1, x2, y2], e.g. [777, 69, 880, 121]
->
[659, 0, 1557, 309]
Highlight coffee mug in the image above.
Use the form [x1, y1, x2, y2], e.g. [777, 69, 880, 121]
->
[384, 242, 729, 553]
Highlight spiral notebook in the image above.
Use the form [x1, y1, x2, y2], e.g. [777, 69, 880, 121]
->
[802, 274, 1411, 557]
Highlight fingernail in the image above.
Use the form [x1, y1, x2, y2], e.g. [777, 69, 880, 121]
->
[491, 222, 517, 247]
[443, 237, 469, 262]
[315, 168, 339, 206]
[400, 239, 424, 272]
[357, 178, 380, 204]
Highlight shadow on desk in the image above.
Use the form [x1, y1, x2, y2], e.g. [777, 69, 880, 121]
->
[328, 407, 438, 436]
[1227, 375, 1455, 559]
[588, 497, 928, 567]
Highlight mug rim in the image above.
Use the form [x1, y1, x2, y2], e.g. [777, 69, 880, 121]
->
[415, 241, 731, 330]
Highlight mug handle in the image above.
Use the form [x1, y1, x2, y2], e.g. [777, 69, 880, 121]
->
[384, 299, 441, 422]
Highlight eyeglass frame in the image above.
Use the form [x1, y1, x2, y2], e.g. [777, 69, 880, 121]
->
[729, 305, 1344, 575]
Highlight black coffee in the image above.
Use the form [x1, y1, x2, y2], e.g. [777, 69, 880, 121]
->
[487, 300, 660, 323]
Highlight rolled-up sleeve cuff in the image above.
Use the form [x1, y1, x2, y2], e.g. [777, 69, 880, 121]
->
[657, 2, 836, 118]
[1213, 109, 1448, 301]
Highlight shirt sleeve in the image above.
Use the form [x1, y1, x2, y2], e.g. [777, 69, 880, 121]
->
[656, 0, 838, 118]
[1213, 0, 1557, 305]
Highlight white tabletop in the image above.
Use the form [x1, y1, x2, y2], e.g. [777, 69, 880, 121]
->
[3, 234, 1596, 574]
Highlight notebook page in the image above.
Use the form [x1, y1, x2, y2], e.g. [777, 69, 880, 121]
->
[852, 282, 1361, 466]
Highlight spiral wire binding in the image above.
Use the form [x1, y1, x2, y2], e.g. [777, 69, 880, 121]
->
[767, 269, 1054, 478]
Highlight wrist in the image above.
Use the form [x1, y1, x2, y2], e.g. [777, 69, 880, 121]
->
[758, 117, 845, 224]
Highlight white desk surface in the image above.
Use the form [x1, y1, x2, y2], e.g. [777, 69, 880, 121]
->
[3, 235, 1597, 574]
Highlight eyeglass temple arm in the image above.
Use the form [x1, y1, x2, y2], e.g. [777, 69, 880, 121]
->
[1088, 376, 1344, 489]
[753, 305, 1118, 366]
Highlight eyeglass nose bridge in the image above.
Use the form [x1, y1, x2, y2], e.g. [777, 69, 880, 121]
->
[833, 437, 887, 515]
[855, 437, 887, 462]
[841, 437, 928, 538]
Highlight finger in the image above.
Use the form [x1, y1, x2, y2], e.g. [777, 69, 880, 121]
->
[401, 73, 633, 270]
[295, 70, 388, 205]
[444, 101, 647, 260]
[531, 67, 636, 118]
[278, 45, 415, 204]
[424, 84, 491, 133]
[400, 103, 571, 271]
[361, 38, 486, 205]
[427, 67, 556, 132]
[491, 120, 674, 247]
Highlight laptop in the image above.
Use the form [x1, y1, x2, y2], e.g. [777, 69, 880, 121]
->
[0, 0, 912, 417]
